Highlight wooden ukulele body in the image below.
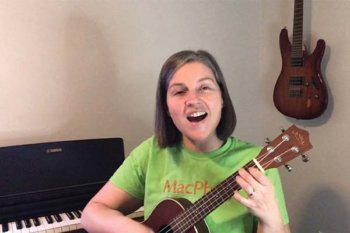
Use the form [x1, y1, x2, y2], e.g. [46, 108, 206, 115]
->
[143, 198, 209, 233]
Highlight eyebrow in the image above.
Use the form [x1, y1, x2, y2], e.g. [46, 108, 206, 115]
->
[168, 77, 216, 89]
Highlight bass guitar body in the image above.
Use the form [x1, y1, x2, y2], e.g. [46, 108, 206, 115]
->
[143, 198, 210, 233]
[273, 28, 328, 119]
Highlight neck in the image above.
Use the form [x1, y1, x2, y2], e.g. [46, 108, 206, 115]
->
[183, 136, 224, 153]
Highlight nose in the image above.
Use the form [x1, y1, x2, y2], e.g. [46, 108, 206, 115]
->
[185, 91, 200, 106]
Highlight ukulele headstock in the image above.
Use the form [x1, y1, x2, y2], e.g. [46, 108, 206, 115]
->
[258, 124, 313, 170]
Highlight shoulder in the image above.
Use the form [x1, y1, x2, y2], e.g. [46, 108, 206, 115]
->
[229, 136, 260, 147]
[127, 136, 163, 161]
[227, 136, 262, 155]
[125, 135, 173, 168]
[131, 136, 160, 152]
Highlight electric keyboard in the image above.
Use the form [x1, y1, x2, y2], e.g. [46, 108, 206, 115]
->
[0, 138, 125, 233]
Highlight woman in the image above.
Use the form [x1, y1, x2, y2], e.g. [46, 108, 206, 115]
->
[81, 50, 291, 233]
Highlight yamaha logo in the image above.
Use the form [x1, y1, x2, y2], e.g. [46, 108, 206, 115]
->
[46, 148, 63, 153]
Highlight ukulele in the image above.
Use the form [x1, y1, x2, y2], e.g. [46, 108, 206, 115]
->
[273, 0, 328, 119]
[143, 124, 313, 232]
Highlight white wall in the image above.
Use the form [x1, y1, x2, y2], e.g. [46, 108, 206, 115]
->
[1, 1, 349, 232]
[261, 1, 350, 232]
[0, 0, 260, 154]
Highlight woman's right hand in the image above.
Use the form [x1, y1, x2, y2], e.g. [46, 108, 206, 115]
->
[81, 181, 151, 233]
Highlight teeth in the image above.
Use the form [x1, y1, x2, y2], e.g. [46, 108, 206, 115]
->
[189, 112, 206, 117]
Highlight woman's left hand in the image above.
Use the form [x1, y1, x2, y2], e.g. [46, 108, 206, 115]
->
[233, 167, 284, 228]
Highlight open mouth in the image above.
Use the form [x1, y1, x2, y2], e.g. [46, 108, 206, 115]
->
[187, 111, 208, 122]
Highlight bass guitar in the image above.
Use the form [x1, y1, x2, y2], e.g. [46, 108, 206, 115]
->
[273, 0, 328, 119]
[143, 124, 313, 232]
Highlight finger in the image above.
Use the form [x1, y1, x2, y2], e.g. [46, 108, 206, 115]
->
[236, 172, 255, 195]
[236, 176, 256, 197]
[238, 168, 260, 188]
[233, 191, 256, 209]
[248, 167, 271, 186]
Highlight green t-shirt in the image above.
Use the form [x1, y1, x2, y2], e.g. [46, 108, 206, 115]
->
[110, 136, 289, 233]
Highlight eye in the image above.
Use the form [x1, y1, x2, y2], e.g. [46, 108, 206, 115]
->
[174, 90, 186, 96]
[199, 85, 211, 91]
[169, 87, 187, 96]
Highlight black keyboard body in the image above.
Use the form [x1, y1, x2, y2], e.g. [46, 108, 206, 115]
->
[0, 138, 124, 232]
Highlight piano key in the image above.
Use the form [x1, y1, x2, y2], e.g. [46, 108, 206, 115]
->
[1, 222, 10, 233]
[6, 222, 13, 233]
[23, 220, 31, 229]
[44, 216, 53, 225]
[53, 212, 80, 233]
[50, 217, 62, 233]
[65, 212, 74, 220]
[64, 212, 82, 231]
[8, 222, 14, 233]
[52, 215, 62, 223]
[39, 217, 54, 233]
[68, 212, 81, 231]
[24, 219, 37, 233]
[73, 211, 83, 230]
[72, 211, 81, 218]
[31, 219, 40, 227]
[20, 220, 30, 233]
[10, 222, 21, 233]
[1, 222, 12, 233]
[15, 221, 22, 230]
[57, 214, 74, 232]
[42, 215, 61, 233]
[33, 218, 45, 233]
[2, 209, 84, 233]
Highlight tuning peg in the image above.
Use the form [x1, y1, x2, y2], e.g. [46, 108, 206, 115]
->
[301, 154, 310, 162]
[280, 127, 286, 133]
[284, 164, 292, 172]
[265, 138, 271, 144]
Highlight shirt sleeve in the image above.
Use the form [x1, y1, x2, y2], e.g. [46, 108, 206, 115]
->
[109, 142, 149, 200]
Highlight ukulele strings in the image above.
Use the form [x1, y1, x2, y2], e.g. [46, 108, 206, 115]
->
[159, 137, 291, 233]
[159, 152, 279, 233]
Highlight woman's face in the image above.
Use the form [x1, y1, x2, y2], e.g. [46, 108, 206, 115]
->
[166, 62, 223, 152]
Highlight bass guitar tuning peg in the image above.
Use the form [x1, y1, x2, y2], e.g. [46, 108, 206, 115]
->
[284, 164, 292, 172]
[265, 138, 271, 144]
[302, 154, 310, 162]
[280, 127, 286, 133]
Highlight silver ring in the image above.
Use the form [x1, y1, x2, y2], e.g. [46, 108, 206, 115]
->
[249, 188, 255, 197]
